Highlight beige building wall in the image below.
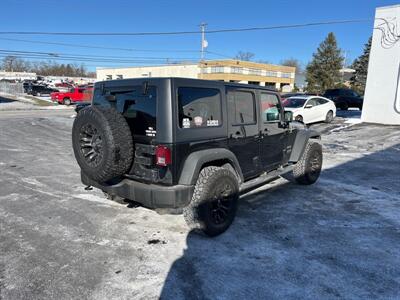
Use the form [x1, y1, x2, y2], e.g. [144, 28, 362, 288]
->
[96, 60, 296, 91]
[97, 64, 200, 81]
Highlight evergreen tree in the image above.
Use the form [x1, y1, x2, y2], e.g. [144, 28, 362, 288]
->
[305, 32, 344, 94]
[350, 37, 372, 95]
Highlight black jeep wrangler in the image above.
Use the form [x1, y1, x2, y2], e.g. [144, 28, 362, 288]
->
[72, 78, 322, 236]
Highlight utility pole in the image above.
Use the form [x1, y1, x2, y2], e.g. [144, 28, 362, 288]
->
[200, 22, 208, 61]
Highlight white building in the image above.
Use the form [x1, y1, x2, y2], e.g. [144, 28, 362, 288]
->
[362, 4, 400, 125]
[0, 71, 37, 81]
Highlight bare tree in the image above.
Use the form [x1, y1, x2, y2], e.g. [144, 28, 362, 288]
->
[234, 51, 255, 61]
[280, 58, 303, 73]
[1, 56, 30, 72]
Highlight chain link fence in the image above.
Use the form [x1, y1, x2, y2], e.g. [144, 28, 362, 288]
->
[0, 82, 24, 97]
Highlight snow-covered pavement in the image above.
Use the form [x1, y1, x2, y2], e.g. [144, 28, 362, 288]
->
[0, 107, 399, 299]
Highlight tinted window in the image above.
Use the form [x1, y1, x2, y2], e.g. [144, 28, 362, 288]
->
[94, 86, 157, 137]
[306, 98, 319, 106]
[283, 97, 307, 108]
[231, 91, 256, 124]
[178, 87, 221, 128]
[317, 98, 329, 105]
[260, 93, 281, 122]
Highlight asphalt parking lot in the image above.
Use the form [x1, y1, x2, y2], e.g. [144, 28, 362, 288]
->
[0, 106, 399, 299]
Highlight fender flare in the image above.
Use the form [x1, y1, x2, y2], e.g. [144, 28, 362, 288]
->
[289, 129, 321, 163]
[178, 148, 244, 185]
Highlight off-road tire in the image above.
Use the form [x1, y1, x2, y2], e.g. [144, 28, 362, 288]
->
[63, 98, 71, 106]
[183, 166, 239, 237]
[72, 106, 133, 182]
[293, 141, 322, 185]
[325, 110, 334, 123]
[103, 192, 126, 204]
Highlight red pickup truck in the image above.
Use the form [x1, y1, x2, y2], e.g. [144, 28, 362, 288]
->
[51, 87, 93, 105]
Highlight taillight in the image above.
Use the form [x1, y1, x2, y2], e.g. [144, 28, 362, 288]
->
[155, 145, 171, 167]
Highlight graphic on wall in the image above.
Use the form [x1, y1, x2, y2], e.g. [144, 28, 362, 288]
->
[375, 17, 400, 49]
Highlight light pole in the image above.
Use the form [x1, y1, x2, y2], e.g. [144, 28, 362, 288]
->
[200, 22, 208, 61]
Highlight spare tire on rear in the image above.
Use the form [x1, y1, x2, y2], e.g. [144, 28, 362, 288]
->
[72, 106, 133, 182]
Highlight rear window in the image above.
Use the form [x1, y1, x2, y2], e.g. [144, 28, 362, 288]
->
[178, 87, 221, 128]
[94, 85, 157, 137]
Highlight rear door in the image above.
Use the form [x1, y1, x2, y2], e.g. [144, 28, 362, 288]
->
[259, 92, 288, 171]
[226, 87, 262, 179]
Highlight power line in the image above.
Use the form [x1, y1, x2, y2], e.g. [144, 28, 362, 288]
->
[0, 49, 199, 60]
[0, 19, 371, 36]
[0, 37, 201, 53]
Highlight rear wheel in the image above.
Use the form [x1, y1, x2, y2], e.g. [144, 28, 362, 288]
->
[63, 98, 71, 106]
[183, 166, 239, 237]
[325, 110, 334, 123]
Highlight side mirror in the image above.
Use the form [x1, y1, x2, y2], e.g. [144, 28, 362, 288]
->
[304, 104, 313, 109]
[284, 111, 293, 122]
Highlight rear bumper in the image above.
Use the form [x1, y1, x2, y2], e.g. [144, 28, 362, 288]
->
[81, 172, 194, 209]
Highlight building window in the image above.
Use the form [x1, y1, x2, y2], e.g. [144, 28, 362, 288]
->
[231, 67, 243, 74]
[281, 73, 291, 78]
[265, 71, 278, 77]
[116, 75, 123, 79]
[211, 66, 224, 73]
[248, 68, 261, 76]
[106, 75, 112, 80]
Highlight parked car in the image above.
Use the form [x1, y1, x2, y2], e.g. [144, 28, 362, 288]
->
[282, 96, 336, 124]
[51, 87, 92, 105]
[27, 85, 58, 96]
[71, 78, 323, 237]
[323, 88, 363, 110]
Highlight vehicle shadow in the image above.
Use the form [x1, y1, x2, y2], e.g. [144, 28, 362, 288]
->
[160, 144, 400, 299]
[0, 96, 16, 103]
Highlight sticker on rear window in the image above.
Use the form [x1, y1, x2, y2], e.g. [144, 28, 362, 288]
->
[194, 116, 203, 127]
[182, 118, 190, 128]
[145, 127, 156, 137]
[207, 120, 219, 126]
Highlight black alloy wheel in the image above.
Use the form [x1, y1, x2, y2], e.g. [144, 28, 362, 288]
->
[79, 123, 104, 168]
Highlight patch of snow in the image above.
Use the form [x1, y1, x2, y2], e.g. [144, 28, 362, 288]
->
[344, 118, 362, 125]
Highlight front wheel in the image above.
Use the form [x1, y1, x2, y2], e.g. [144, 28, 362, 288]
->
[183, 166, 239, 237]
[295, 115, 303, 123]
[293, 141, 322, 185]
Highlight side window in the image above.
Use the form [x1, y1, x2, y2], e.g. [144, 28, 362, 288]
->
[260, 93, 281, 122]
[231, 90, 256, 124]
[317, 98, 328, 105]
[178, 87, 221, 128]
[307, 98, 319, 107]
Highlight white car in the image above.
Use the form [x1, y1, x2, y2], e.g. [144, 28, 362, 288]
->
[283, 96, 336, 124]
